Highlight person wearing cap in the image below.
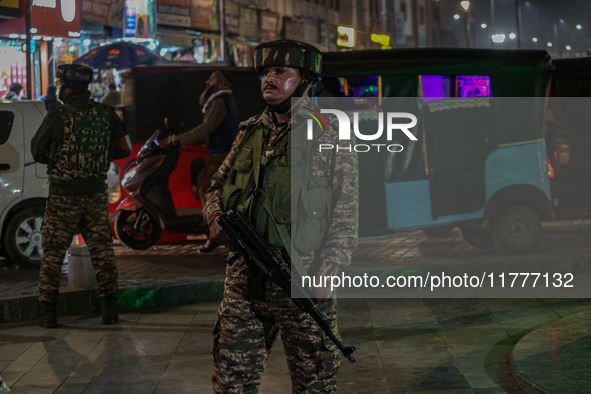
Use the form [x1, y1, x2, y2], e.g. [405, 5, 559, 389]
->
[31, 64, 131, 328]
[40, 85, 59, 111]
[2, 82, 23, 100]
[100, 82, 121, 107]
[202, 40, 358, 393]
[166, 69, 240, 253]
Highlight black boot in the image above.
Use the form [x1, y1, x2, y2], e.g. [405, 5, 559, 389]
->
[38, 302, 57, 328]
[101, 296, 119, 325]
[198, 239, 219, 253]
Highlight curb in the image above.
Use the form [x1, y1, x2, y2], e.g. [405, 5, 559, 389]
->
[0, 279, 224, 324]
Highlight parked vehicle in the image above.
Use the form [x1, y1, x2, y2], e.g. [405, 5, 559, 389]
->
[0, 101, 48, 266]
[322, 48, 554, 253]
[546, 57, 591, 220]
[108, 64, 263, 246]
[114, 131, 210, 249]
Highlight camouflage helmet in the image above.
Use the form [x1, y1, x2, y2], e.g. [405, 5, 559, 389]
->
[254, 40, 322, 77]
[57, 64, 93, 90]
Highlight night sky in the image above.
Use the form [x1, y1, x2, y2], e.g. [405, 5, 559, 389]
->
[438, 0, 590, 55]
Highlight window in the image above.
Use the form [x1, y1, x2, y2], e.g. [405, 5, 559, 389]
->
[0, 111, 15, 145]
[419, 75, 491, 99]
[343, 75, 380, 98]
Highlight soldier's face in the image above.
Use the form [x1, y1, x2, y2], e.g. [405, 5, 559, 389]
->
[57, 81, 71, 101]
[260, 66, 301, 106]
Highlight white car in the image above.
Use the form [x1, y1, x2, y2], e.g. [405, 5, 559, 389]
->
[0, 100, 48, 266]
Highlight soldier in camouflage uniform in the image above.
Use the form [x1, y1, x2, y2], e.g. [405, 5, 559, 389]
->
[203, 40, 358, 393]
[31, 64, 131, 328]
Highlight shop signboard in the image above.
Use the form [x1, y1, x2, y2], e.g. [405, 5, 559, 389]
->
[81, 0, 124, 27]
[124, 0, 138, 35]
[0, 0, 19, 19]
[157, 0, 190, 27]
[190, 0, 213, 30]
[224, 1, 239, 35]
[31, 0, 81, 37]
[261, 11, 277, 41]
[125, 0, 157, 37]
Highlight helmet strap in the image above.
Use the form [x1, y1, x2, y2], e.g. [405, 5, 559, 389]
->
[269, 79, 311, 115]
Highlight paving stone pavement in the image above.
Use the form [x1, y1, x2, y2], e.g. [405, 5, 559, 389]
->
[1, 220, 591, 392]
[1, 298, 590, 393]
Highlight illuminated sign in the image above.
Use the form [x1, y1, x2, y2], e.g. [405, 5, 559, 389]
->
[31, 0, 81, 37]
[371, 33, 391, 49]
[0, 0, 20, 18]
[125, 0, 157, 37]
[337, 26, 355, 48]
[157, 0, 190, 28]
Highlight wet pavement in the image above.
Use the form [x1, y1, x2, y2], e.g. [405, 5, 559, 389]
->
[1, 222, 591, 393]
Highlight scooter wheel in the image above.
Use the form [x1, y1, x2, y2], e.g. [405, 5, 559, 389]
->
[114, 209, 162, 250]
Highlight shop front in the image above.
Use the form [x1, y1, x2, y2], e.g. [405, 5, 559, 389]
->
[0, 0, 82, 99]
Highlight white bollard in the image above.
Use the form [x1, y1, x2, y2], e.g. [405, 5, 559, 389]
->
[67, 244, 98, 288]
[0, 374, 10, 393]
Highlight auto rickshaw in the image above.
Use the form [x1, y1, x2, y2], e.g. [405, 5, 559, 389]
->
[546, 57, 591, 221]
[322, 48, 554, 253]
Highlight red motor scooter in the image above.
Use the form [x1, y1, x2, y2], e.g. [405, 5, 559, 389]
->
[114, 131, 209, 249]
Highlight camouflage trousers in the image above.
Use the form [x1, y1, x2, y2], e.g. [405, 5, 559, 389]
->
[212, 254, 340, 393]
[39, 191, 118, 304]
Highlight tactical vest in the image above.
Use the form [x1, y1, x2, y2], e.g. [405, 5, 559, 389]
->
[48, 103, 111, 185]
[205, 94, 239, 155]
[222, 115, 332, 255]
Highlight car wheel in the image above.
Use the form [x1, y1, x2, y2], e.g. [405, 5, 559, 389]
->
[494, 205, 541, 254]
[5, 207, 45, 267]
[460, 226, 495, 248]
[114, 209, 162, 250]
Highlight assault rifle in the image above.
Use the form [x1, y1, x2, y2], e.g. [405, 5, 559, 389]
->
[217, 210, 357, 364]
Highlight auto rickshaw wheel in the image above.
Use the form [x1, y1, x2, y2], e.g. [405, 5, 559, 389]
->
[115, 209, 162, 250]
[423, 225, 455, 238]
[460, 226, 495, 248]
[494, 204, 541, 254]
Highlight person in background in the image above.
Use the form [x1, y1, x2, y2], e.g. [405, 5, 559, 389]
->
[31, 64, 131, 328]
[203, 40, 359, 393]
[40, 85, 59, 111]
[2, 83, 23, 100]
[101, 83, 121, 107]
[166, 70, 240, 253]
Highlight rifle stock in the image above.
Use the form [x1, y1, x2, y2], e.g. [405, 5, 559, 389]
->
[217, 210, 356, 364]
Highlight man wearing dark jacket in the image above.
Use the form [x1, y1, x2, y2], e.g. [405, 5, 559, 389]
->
[2, 82, 23, 100]
[167, 70, 240, 252]
[31, 64, 131, 328]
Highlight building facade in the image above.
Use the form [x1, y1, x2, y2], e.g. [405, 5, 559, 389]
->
[0, 0, 432, 99]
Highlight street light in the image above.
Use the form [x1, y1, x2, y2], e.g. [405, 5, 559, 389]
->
[461, 1, 470, 48]
[491, 33, 506, 44]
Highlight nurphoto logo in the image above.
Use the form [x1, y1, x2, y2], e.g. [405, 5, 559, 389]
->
[305, 107, 418, 152]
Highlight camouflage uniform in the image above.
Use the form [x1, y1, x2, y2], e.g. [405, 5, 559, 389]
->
[31, 66, 128, 310]
[204, 40, 358, 393]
